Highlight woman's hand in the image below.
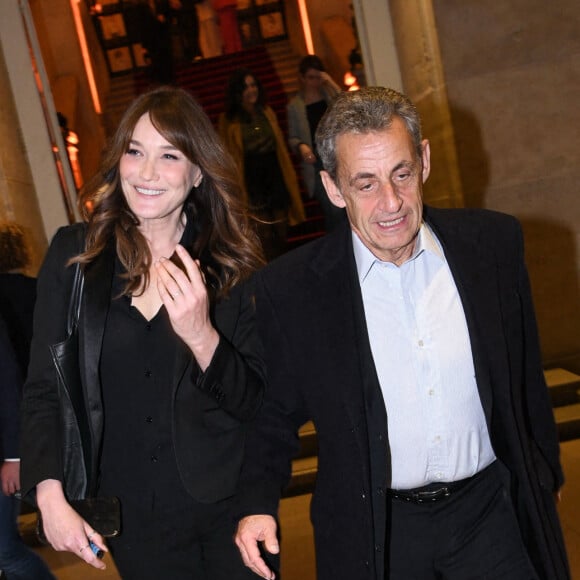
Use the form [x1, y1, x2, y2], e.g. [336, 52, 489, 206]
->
[298, 143, 317, 165]
[320, 71, 341, 94]
[36, 479, 108, 570]
[155, 244, 220, 370]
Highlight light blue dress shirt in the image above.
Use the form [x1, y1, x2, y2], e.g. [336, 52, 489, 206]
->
[353, 224, 496, 489]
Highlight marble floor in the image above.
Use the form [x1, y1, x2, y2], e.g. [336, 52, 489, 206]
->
[19, 439, 580, 579]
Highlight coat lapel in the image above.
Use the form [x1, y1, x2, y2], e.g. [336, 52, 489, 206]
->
[309, 224, 389, 580]
[78, 244, 115, 491]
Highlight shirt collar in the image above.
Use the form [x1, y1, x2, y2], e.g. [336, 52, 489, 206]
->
[352, 222, 445, 284]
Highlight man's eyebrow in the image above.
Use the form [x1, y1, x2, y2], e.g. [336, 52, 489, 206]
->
[348, 161, 417, 185]
[350, 172, 377, 183]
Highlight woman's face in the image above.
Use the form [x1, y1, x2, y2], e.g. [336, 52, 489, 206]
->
[119, 113, 202, 230]
[241, 75, 259, 109]
[301, 67, 323, 91]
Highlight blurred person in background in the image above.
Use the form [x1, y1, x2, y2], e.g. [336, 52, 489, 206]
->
[219, 68, 305, 260]
[287, 55, 345, 233]
[1, 313, 55, 580]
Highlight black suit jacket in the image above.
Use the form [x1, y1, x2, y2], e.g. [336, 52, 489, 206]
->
[238, 206, 568, 580]
[0, 273, 36, 378]
[0, 315, 22, 460]
[20, 223, 264, 503]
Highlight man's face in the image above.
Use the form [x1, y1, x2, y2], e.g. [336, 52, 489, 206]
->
[321, 117, 430, 266]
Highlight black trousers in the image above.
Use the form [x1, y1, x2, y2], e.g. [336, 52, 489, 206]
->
[387, 462, 539, 580]
[107, 493, 254, 580]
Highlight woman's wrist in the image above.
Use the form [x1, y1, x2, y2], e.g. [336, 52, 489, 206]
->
[36, 479, 66, 509]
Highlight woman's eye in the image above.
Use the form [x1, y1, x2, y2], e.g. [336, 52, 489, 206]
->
[126, 147, 141, 156]
[162, 153, 179, 160]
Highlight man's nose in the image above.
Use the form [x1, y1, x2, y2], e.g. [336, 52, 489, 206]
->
[378, 182, 403, 212]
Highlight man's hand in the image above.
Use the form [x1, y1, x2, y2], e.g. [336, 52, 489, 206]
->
[235, 514, 279, 579]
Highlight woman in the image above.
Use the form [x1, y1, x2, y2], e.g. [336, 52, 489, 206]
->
[20, 87, 265, 579]
[219, 68, 305, 261]
[287, 55, 344, 232]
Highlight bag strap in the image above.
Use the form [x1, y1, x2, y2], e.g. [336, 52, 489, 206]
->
[66, 262, 84, 335]
[66, 228, 86, 335]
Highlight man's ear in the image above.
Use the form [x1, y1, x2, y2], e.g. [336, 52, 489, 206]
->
[421, 139, 431, 184]
[320, 171, 346, 208]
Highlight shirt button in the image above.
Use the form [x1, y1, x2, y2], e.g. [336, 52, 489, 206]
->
[428, 389, 434, 396]
[418, 340, 424, 347]
[150, 455, 158, 462]
[145, 370, 152, 378]
[146, 324, 152, 331]
[145, 416, 153, 423]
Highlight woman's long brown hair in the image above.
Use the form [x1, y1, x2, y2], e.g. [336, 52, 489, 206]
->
[74, 86, 264, 299]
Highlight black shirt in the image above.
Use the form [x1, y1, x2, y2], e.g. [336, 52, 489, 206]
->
[98, 262, 190, 505]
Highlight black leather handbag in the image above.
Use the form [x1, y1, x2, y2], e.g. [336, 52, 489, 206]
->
[37, 239, 121, 541]
[49, 258, 87, 500]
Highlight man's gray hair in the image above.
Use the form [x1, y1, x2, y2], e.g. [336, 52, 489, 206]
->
[315, 87, 423, 182]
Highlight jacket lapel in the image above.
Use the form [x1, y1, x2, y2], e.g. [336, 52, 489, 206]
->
[78, 244, 115, 491]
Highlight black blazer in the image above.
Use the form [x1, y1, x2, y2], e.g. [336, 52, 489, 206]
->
[238, 206, 568, 580]
[20, 223, 264, 503]
[0, 314, 22, 460]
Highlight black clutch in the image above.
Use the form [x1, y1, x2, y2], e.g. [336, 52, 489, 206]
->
[36, 496, 121, 544]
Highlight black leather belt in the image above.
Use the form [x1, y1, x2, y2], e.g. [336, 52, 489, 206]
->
[388, 465, 492, 504]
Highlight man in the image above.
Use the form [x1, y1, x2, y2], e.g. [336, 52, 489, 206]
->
[0, 315, 55, 579]
[234, 87, 569, 580]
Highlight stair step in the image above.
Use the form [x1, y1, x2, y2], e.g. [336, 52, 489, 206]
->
[545, 368, 580, 407]
[554, 403, 580, 442]
[284, 456, 318, 498]
[296, 421, 317, 459]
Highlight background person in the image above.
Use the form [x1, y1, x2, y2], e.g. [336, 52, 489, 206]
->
[172, 0, 202, 62]
[287, 55, 345, 232]
[1, 314, 55, 580]
[211, 0, 241, 54]
[219, 68, 305, 261]
[234, 87, 569, 580]
[20, 86, 265, 580]
[0, 222, 37, 377]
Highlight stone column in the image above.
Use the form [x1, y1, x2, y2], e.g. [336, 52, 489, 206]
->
[389, 0, 463, 208]
[0, 43, 47, 275]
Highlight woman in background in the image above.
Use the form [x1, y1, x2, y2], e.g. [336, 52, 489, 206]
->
[20, 86, 264, 580]
[219, 68, 305, 261]
[287, 55, 344, 232]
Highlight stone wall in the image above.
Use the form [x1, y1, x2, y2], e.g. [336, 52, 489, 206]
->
[430, 0, 580, 368]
